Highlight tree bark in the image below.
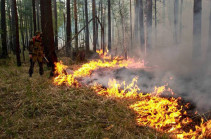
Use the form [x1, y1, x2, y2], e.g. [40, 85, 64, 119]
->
[36, 0, 40, 31]
[134, 0, 140, 42]
[40, 0, 58, 74]
[54, 0, 58, 50]
[174, 0, 179, 44]
[66, 0, 72, 57]
[32, 0, 37, 34]
[101, 0, 105, 53]
[85, 0, 90, 52]
[139, 0, 145, 52]
[74, 0, 78, 52]
[8, 0, 14, 53]
[163, 0, 166, 25]
[119, 0, 126, 59]
[63, 2, 66, 47]
[92, 0, 97, 52]
[155, 0, 157, 41]
[6, 0, 11, 53]
[179, 0, 183, 41]
[207, 1, 211, 62]
[11, 0, 21, 66]
[193, 0, 202, 59]
[25, 17, 29, 48]
[82, 2, 86, 48]
[30, 16, 33, 38]
[130, 0, 133, 49]
[146, 0, 152, 52]
[1, 0, 8, 58]
[108, 0, 111, 51]
[19, 0, 25, 61]
[96, 4, 100, 49]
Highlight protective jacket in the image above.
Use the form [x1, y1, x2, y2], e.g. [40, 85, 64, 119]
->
[29, 36, 44, 62]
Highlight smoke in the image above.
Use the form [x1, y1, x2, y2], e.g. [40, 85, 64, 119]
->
[137, 0, 211, 112]
[84, 0, 211, 112]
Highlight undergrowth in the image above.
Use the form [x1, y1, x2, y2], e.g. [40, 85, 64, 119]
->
[0, 57, 168, 138]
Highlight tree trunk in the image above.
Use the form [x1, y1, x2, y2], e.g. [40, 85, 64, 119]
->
[6, 0, 10, 53]
[54, 0, 58, 50]
[139, 0, 145, 52]
[1, 0, 8, 58]
[63, 7, 66, 47]
[85, 0, 90, 52]
[36, 0, 40, 31]
[163, 0, 166, 25]
[193, 0, 202, 59]
[174, 0, 179, 44]
[134, 0, 140, 43]
[32, 0, 37, 34]
[11, 0, 21, 66]
[101, 0, 105, 53]
[30, 16, 33, 38]
[40, 0, 58, 75]
[25, 18, 29, 48]
[66, 0, 72, 57]
[130, 0, 133, 49]
[119, 0, 126, 59]
[92, 0, 97, 52]
[74, 0, 78, 52]
[112, 11, 115, 48]
[146, 0, 152, 52]
[108, 0, 111, 51]
[155, 0, 157, 41]
[8, 0, 14, 53]
[19, 0, 25, 61]
[83, 2, 86, 49]
[207, 1, 211, 63]
[179, 0, 183, 41]
[96, 4, 100, 49]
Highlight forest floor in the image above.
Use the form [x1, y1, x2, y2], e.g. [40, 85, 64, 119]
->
[0, 57, 169, 138]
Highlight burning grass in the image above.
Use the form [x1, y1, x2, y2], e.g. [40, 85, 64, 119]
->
[0, 57, 165, 138]
[53, 52, 211, 139]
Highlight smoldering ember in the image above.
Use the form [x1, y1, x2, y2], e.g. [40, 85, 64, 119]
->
[0, 0, 211, 138]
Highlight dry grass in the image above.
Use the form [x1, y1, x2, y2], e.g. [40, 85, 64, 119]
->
[0, 57, 169, 139]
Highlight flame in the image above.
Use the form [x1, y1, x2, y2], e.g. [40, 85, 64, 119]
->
[94, 78, 211, 138]
[92, 77, 140, 98]
[53, 62, 79, 87]
[53, 50, 211, 138]
[96, 49, 125, 60]
[74, 60, 120, 78]
[96, 49, 108, 58]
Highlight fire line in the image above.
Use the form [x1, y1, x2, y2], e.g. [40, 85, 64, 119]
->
[53, 50, 211, 139]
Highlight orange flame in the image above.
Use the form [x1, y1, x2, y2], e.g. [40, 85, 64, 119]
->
[53, 62, 79, 87]
[53, 50, 211, 139]
[92, 77, 140, 98]
[96, 49, 126, 60]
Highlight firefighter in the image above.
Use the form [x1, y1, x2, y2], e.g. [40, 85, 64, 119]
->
[28, 32, 44, 77]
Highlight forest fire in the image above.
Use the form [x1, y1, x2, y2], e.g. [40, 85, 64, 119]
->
[54, 62, 79, 87]
[53, 52, 211, 138]
[96, 49, 125, 60]
[1, 0, 211, 137]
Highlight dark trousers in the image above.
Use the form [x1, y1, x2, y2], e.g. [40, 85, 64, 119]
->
[29, 59, 44, 76]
